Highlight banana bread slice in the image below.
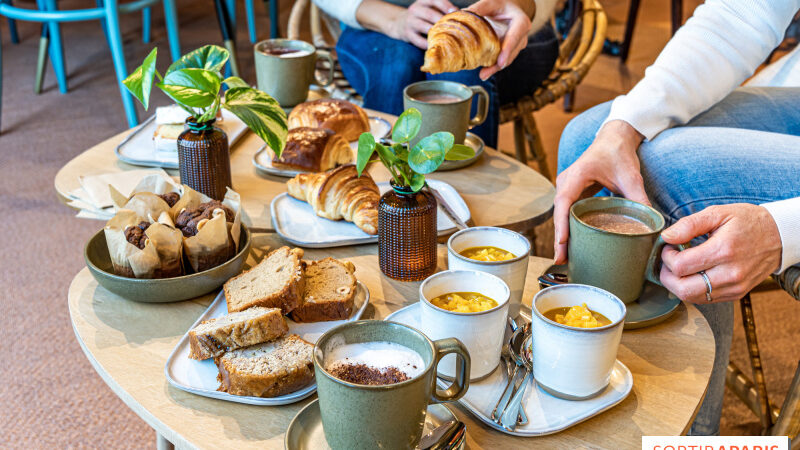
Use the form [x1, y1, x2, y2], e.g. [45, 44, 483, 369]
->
[188, 307, 288, 360]
[224, 246, 305, 314]
[290, 258, 357, 322]
[216, 334, 314, 397]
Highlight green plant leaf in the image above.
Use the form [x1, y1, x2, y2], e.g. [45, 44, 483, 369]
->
[123, 47, 159, 110]
[167, 45, 229, 75]
[223, 76, 250, 89]
[158, 68, 222, 108]
[408, 131, 451, 174]
[375, 142, 397, 166]
[222, 87, 288, 156]
[392, 143, 409, 162]
[356, 133, 375, 176]
[391, 108, 422, 144]
[409, 172, 426, 192]
[445, 144, 475, 161]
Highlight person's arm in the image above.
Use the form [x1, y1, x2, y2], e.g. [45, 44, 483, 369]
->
[313, 0, 366, 30]
[762, 197, 800, 273]
[604, 0, 800, 140]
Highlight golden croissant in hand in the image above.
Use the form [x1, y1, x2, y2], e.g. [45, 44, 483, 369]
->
[421, 10, 501, 74]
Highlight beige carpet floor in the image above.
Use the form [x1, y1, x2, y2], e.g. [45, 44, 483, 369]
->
[0, 0, 797, 447]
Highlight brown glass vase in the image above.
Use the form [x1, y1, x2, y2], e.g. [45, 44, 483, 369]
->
[378, 182, 438, 281]
[177, 118, 232, 201]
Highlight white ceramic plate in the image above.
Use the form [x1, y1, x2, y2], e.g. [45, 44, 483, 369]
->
[271, 179, 470, 248]
[252, 117, 392, 178]
[385, 303, 633, 436]
[115, 110, 248, 169]
[164, 282, 370, 406]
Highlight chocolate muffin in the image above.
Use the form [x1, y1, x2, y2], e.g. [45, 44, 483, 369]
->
[175, 201, 235, 237]
[124, 221, 151, 249]
[160, 192, 180, 207]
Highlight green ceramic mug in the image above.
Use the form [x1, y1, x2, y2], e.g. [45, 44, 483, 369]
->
[403, 80, 489, 145]
[253, 39, 334, 107]
[314, 320, 470, 450]
[568, 197, 680, 304]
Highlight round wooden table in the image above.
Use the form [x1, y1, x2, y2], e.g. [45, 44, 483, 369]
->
[54, 110, 555, 234]
[68, 234, 715, 449]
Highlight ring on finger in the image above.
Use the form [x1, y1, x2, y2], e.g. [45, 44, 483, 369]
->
[698, 271, 713, 302]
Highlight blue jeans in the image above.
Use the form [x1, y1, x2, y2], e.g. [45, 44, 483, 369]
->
[557, 86, 800, 435]
[336, 25, 558, 148]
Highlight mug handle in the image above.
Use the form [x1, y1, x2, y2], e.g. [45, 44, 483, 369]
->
[314, 49, 335, 87]
[467, 85, 489, 129]
[644, 236, 688, 286]
[430, 338, 470, 403]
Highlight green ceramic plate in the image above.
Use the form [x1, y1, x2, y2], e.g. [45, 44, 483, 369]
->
[84, 225, 251, 303]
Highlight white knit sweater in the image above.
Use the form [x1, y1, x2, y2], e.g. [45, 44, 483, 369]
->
[603, 0, 800, 273]
[312, 0, 557, 36]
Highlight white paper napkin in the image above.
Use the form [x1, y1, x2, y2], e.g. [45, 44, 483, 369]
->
[78, 169, 174, 209]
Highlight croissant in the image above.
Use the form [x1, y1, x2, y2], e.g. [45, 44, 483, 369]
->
[421, 10, 500, 75]
[287, 164, 380, 235]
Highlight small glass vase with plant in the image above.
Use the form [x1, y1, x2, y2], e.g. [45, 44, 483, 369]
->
[123, 45, 288, 200]
[356, 108, 474, 281]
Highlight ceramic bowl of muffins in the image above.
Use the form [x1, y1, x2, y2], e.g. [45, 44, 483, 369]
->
[84, 184, 251, 303]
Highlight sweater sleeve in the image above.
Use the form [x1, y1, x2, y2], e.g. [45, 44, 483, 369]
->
[602, 0, 800, 140]
[762, 197, 800, 274]
[313, 0, 365, 30]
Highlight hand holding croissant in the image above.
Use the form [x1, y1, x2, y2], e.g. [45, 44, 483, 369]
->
[467, 0, 535, 80]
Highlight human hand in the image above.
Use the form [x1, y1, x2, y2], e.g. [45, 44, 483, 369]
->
[388, 0, 458, 49]
[553, 120, 647, 264]
[658, 204, 782, 303]
[468, 0, 535, 80]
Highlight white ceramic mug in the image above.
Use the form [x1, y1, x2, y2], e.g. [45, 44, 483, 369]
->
[531, 284, 626, 399]
[419, 270, 510, 380]
[447, 227, 530, 318]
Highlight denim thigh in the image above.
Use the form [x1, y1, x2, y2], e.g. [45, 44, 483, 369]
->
[555, 86, 800, 435]
[336, 27, 426, 116]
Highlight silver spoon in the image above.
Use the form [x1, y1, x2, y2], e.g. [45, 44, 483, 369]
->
[500, 333, 533, 431]
[500, 345, 528, 425]
[491, 325, 528, 422]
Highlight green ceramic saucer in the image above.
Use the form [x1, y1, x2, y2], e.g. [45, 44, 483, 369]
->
[535, 264, 681, 330]
[84, 225, 251, 303]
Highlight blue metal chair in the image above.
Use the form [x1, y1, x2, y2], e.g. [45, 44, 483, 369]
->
[0, 0, 181, 131]
[227, 0, 279, 44]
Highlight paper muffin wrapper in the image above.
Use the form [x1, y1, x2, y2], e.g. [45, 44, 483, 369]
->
[104, 209, 184, 279]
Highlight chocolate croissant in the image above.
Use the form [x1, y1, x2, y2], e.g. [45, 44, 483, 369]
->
[421, 10, 500, 74]
[286, 165, 379, 235]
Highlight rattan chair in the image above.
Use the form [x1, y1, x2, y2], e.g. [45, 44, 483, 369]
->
[726, 267, 800, 440]
[287, 0, 361, 104]
[498, 0, 606, 179]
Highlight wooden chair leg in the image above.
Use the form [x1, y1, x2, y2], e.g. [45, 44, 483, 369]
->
[772, 361, 800, 438]
[512, 118, 528, 165]
[741, 293, 774, 432]
[671, 0, 682, 35]
[521, 112, 552, 180]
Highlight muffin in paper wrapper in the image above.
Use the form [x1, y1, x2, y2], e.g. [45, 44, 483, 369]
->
[109, 174, 182, 223]
[104, 209, 184, 278]
[171, 186, 242, 273]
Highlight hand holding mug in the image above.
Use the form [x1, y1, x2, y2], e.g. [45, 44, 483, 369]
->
[554, 120, 648, 264]
[658, 204, 782, 303]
